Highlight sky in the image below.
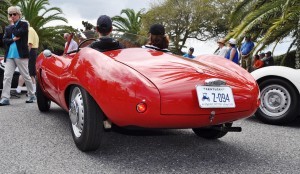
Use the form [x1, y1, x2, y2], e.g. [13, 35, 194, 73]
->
[48, 0, 153, 30]
[47, 0, 293, 56]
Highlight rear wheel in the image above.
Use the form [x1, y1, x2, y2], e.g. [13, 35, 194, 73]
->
[256, 78, 298, 124]
[192, 123, 232, 139]
[36, 79, 51, 112]
[69, 86, 104, 151]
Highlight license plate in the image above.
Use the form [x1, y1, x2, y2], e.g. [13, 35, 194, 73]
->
[196, 86, 235, 108]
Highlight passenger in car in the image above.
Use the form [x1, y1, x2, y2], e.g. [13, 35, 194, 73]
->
[89, 15, 123, 52]
[64, 33, 78, 53]
[142, 24, 171, 54]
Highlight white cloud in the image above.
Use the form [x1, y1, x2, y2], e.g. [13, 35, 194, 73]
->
[48, 0, 152, 29]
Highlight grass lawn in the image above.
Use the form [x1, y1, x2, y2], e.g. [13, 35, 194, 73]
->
[0, 48, 4, 55]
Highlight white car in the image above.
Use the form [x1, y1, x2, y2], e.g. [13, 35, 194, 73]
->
[251, 66, 300, 124]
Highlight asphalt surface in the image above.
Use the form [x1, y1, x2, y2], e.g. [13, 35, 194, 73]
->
[0, 94, 300, 174]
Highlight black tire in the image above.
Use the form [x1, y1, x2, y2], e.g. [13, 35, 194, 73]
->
[255, 78, 298, 124]
[36, 79, 51, 112]
[69, 86, 104, 151]
[192, 123, 232, 139]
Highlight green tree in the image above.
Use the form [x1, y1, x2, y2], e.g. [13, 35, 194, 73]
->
[18, 0, 73, 51]
[81, 21, 96, 39]
[0, 0, 23, 25]
[142, 0, 237, 54]
[227, 0, 300, 68]
[112, 8, 146, 45]
[0, 0, 10, 26]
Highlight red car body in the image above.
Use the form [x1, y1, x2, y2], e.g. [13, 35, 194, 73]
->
[36, 45, 260, 151]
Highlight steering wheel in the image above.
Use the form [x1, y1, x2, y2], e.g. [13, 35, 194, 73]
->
[77, 38, 97, 52]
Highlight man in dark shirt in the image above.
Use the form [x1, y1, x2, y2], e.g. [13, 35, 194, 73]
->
[89, 15, 123, 52]
[263, 51, 274, 67]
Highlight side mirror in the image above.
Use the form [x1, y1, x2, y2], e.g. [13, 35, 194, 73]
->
[43, 49, 52, 57]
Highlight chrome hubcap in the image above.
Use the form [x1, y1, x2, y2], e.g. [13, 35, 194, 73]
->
[69, 100, 79, 125]
[69, 87, 84, 138]
[260, 84, 291, 118]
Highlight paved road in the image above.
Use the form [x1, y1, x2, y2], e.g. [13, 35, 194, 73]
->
[0, 94, 300, 174]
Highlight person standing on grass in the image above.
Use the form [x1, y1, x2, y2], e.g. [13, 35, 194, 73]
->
[183, 47, 195, 59]
[225, 38, 239, 64]
[240, 33, 255, 71]
[214, 38, 228, 57]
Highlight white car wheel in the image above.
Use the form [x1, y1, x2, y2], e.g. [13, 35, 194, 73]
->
[260, 84, 291, 117]
[256, 78, 298, 124]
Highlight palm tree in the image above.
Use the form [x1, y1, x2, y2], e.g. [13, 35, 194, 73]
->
[0, 0, 9, 25]
[0, 0, 22, 25]
[18, 0, 73, 51]
[227, 0, 300, 68]
[112, 8, 146, 46]
[0, 0, 12, 52]
[0, 0, 17, 26]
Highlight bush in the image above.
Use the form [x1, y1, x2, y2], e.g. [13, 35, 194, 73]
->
[274, 50, 296, 68]
[0, 47, 4, 56]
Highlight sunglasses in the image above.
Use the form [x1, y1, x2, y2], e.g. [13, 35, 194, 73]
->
[9, 13, 18, 17]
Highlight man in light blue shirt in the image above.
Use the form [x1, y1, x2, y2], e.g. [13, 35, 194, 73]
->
[0, 6, 35, 106]
[240, 34, 254, 72]
[183, 47, 195, 59]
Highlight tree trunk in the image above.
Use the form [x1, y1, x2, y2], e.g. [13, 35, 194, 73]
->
[295, 17, 300, 69]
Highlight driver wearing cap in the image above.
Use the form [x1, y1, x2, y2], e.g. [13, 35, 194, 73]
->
[142, 24, 171, 53]
[89, 15, 123, 52]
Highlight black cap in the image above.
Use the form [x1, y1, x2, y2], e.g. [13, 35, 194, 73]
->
[149, 24, 165, 35]
[189, 47, 194, 51]
[97, 15, 112, 34]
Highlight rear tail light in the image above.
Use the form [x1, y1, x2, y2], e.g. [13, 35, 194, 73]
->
[136, 102, 147, 113]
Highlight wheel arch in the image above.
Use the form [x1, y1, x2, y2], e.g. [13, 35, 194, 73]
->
[256, 75, 300, 94]
[64, 84, 108, 118]
[64, 84, 72, 109]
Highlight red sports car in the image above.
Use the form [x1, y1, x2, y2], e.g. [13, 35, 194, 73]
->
[36, 39, 260, 151]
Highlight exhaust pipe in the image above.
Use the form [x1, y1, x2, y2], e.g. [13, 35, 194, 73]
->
[211, 126, 242, 132]
[221, 126, 242, 132]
